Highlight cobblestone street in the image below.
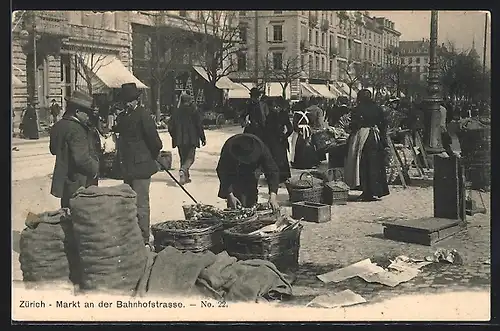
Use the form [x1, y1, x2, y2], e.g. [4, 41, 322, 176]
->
[11, 126, 491, 312]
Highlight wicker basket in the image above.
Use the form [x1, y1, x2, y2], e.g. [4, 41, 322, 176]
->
[151, 219, 224, 253]
[220, 212, 258, 230]
[323, 169, 349, 205]
[182, 204, 223, 220]
[286, 172, 324, 203]
[222, 218, 303, 272]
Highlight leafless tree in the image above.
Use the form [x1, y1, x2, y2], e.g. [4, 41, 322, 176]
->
[267, 54, 307, 99]
[180, 11, 242, 106]
[72, 11, 114, 97]
[340, 60, 364, 101]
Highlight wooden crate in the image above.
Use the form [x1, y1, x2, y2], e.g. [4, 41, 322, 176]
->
[382, 217, 464, 246]
[292, 201, 331, 223]
[433, 155, 466, 221]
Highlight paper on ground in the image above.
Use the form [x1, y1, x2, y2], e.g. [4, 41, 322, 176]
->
[317, 259, 385, 283]
[388, 257, 433, 272]
[306, 290, 367, 308]
[358, 267, 421, 287]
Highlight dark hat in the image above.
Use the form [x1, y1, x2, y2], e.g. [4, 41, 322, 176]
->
[65, 90, 94, 111]
[226, 133, 262, 165]
[249, 87, 262, 97]
[357, 89, 372, 102]
[118, 83, 142, 103]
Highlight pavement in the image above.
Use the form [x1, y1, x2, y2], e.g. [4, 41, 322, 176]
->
[11, 124, 491, 317]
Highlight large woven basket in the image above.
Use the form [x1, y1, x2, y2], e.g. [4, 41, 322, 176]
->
[222, 218, 303, 272]
[219, 211, 258, 230]
[323, 169, 349, 205]
[151, 219, 224, 254]
[286, 172, 324, 203]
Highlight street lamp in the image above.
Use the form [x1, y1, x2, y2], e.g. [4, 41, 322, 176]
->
[424, 10, 445, 153]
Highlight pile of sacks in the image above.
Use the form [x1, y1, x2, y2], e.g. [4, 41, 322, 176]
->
[19, 184, 148, 295]
[19, 184, 293, 302]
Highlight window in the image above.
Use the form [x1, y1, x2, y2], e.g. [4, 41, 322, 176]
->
[273, 52, 283, 70]
[179, 10, 187, 17]
[309, 54, 313, 71]
[274, 11, 283, 14]
[315, 55, 319, 70]
[308, 28, 312, 42]
[315, 30, 319, 45]
[416, 66, 420, 73]
[416, 57, 421, 64]
[322, 33, 326, 47]
[237, 52, 247, 71]
[301, 55, 305, 67]
[321, 57, 325, 71]
[239, 11, 246, 16]
[273, 25, 283, 41]
[239, 26, 247, 43]
[408, 57, 413, 64]
[301, 25, 307, 41]
[330, 60, 333, 72]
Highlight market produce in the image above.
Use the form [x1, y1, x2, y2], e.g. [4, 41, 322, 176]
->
[183, 203, 257, 221]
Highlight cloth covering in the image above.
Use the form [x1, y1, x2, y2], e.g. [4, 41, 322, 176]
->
[138, 246, 292, 302]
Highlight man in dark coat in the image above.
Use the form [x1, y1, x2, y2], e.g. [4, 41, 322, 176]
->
[49, 91, 100, 208]
[49, 98, 61, 125]
[241, 88, 269, 142]
[113, 83, 163, 247]
[21, 99, 39, 140]
[168, 94, 206, 185]
[216, 133, 280, 210]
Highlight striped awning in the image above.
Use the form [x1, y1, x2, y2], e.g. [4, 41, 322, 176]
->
[309, 84, 336, 99]
[193, 66, 240, 90]
[300, 82, 320, 98]
[228, 83, 252, 99]
[12, 74, 22, 86]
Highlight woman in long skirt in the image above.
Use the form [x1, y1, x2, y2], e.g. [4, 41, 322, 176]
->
[263, 98, 293, 183]
[290, 100, 321, 169]
[344, 89, 390, 201]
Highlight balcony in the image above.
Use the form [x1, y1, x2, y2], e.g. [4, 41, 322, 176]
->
[309, 70, 331, 80]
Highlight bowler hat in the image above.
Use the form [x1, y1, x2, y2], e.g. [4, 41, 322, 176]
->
[226, 133, 262, 165]
[65, 90, 94, 111]
[118, 83, 142, 103]
[249, 87, 262, 97]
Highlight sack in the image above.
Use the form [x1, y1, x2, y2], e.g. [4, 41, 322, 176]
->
[69, 184, 148, 293]
[19, 209, 80, 284]
[312, 129, 337, 151]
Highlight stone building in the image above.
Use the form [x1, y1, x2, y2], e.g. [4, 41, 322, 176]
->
[398, 39, 449, 82]
[11, 10, 143, 123]
[229, 10, 401, 100]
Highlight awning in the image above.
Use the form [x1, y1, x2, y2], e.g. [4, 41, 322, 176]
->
[193, 66, 240, 90]
[309, 84, 336, 99]
[228, 83, 252, 99]
[300, 82, 320, 98]
[12, 74, 22, 87]
[336, 82, 357, 99]
[266, 82, 290, 99]
[79, 53, 148, 89]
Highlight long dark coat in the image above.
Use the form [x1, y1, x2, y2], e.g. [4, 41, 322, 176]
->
[242, 100, 269, 142]
[168, 104, 205, 148]
[21, 105, 39, 139]
[350, 101, 390, 198]
[113, 105, 163, 180]
[263, 109, 293, 183]
[49, 116, 99, 204]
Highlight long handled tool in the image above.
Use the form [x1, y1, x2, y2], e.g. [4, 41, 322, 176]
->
[156, 158, 199, 204]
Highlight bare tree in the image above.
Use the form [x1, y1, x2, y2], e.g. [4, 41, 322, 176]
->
[340, 60, 364, 101]
[267, 54, 307, 99]
[257, 54, 274, 92]
[140, 11, 185, 121]
[73, 11, 114, 97]
[180, 11, 242, 107]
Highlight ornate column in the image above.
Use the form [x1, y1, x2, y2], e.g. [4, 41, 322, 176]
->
[424, 11, 445, 153]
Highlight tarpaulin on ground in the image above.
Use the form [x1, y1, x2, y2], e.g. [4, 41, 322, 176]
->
[136, 246, 292, 302]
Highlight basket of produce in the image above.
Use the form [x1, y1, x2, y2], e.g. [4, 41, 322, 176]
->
[222, 214, 303, 272]
[219, 208, 258, 229]
[182, 204, 224, 220]
[151, 219, 224, 254]
[254, 202, 274, 216]
[285, 172, 324, 203]
[322, 168, 349, 205]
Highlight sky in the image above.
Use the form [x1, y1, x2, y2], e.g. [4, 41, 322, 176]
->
[371, 10, 491, 66]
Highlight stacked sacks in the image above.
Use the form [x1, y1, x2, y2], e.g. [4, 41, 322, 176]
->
[69, 184, 148, 294]
[19, 209, 80, 284]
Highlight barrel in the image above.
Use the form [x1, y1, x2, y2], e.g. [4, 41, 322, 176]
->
[457, 125, 490, 191]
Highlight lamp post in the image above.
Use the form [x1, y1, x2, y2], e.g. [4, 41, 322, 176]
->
[423, 10, 445, 153]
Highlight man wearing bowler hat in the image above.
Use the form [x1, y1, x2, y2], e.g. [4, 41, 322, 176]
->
[49, 90, 100, 208]
[113, 83, 163, 249]
[216, 133, 280, 211]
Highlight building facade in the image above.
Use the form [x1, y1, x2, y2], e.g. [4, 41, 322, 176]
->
[398, 40, 433, 82]
[230, 10, 400, 100]
[12, 10, 139, 122]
